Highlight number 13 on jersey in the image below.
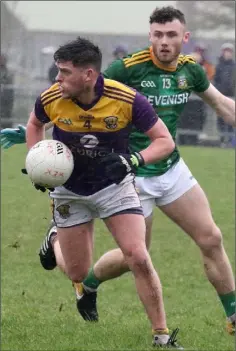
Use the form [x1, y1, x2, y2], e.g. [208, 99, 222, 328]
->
[163, 78, 171, 89]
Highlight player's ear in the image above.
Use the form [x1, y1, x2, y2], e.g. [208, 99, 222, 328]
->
[183, 31, 190, 44]
[84, 68, 94, 82]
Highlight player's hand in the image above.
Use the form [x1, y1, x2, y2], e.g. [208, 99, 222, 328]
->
[1, 125, 26, 149]
[21, 168, 54, 193]
[99, 152, 144, 184]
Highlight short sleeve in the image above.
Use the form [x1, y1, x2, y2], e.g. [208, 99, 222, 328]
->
[193, 63, 210, 93]
[132, 92, 158, 133]
[34, 96, 51, 123]
[103, 59, 128, 84]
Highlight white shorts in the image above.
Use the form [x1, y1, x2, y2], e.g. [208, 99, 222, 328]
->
[50, 175, 142, 227]
[135, 158, 197, 217]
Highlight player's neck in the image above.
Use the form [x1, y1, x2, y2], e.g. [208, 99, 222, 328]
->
[76, 87, 97, 105]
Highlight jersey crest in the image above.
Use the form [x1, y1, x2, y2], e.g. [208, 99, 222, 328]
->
[177, 75, 188, 89]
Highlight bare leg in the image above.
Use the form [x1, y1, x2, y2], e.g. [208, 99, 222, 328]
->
[49, 215, 153, 281]
[159, 184, 235, 295]
[94, 214, 153, 281]
[104, 213, 166, 330]
[51, 236, 66, 273]
[56, 221, 94, 282]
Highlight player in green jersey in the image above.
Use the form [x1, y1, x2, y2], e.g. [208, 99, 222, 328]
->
[1, 6, 235, 344]
[101, 8, 235, 335]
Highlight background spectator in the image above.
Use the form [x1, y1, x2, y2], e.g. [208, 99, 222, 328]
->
[113, 45, 128, 60]
[192, 44, 215, 81]
[48, 62, 58, 84]
[0, 54, 14, 128]
[215, 43, 235, 97]
[215, 43, 235, 147]
[179, 44, 216, 146]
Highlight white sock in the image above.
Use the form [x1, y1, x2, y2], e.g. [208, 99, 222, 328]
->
[153, 334, 169, 345]
[83, 284, 97, 293]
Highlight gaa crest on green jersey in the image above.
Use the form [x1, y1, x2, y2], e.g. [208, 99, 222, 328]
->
[177, 76, 188, 89]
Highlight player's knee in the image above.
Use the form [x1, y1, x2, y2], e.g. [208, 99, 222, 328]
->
[66, 266, 89, 283]
[123, 245, 151, 273]
[197, 224, 222, 252]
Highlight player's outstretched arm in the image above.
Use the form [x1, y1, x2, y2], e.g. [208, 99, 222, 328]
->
[1, 122, 53, 149]
[1, 125, 26, 149]
[197, 83, 235, 127]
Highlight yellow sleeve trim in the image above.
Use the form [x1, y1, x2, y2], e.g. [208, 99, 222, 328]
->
[42, 93, 62, 107]
[41, 83, 60, 98]
[123, 49, 150, 62]
[104, 79, 136, 97]
[103, 91, 134, 104]
[41, 90, 61, 104]
[123, 49, 151, 67]
[125, 57, 151, 68]
[178, 54, 196, 65]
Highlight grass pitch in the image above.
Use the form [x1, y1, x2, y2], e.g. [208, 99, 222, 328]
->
[1, 145, 235, 351]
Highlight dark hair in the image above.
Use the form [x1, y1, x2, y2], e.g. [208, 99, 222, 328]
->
[149, 6, 186, 25]
[54, 36, 102, 72]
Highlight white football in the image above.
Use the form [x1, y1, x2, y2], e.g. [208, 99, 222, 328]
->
[25, 140, 74, 187]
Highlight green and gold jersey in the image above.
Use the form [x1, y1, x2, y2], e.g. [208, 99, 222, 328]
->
[103, 46, 210, 176]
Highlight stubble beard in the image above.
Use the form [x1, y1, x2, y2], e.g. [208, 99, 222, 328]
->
[153, 46, 181, 65]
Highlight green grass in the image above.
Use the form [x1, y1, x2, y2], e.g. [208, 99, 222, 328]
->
[1, 145, 235, 351]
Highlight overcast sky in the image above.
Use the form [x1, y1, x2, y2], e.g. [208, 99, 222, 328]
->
[6, 1, 176, 34]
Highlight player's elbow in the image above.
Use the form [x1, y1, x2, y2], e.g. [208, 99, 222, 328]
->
[169, 136, 175, 152]
[27, 111, 41, 128]
[164, 135, 175, 155]
[26, 119, 44, 136]
[157, 119, 175, 154]
[152, 135, 175, 162]
[215, 99, 235, 127]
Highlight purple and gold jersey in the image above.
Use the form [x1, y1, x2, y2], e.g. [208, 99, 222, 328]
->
[34, 75, 158, 195]
[104, 47, 210, 176]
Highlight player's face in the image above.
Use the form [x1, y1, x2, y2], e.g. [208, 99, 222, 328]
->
[55, 61, 94, 99]
[149, 20, 190, 64]
[222, 49, 233, 61]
